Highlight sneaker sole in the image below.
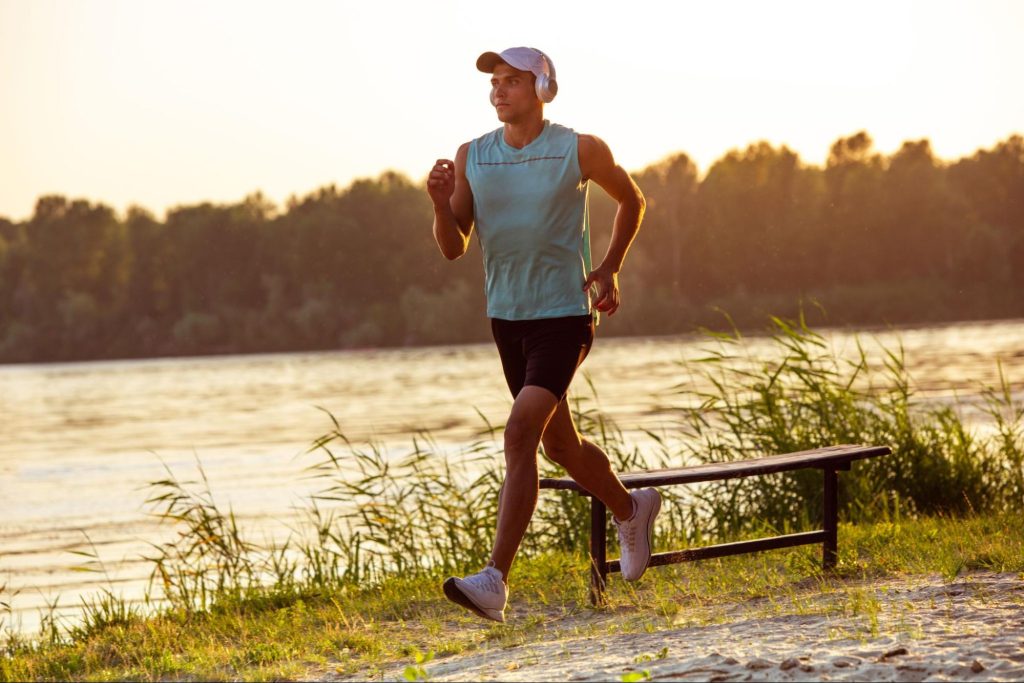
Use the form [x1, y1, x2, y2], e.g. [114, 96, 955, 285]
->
[443, 577, 505, 623]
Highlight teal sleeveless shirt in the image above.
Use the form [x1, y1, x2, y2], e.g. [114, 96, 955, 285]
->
[466, 120, 593, 320]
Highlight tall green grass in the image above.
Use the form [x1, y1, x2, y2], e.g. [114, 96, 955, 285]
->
[3, 316, 1021, 652]
[671, 314, 1024, 537]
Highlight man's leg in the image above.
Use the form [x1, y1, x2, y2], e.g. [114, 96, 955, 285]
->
[489, 384, 560, 579]
[540, 396, 634, 522]
[542, 394, 662, 582]
[544, 395, 663, 581]
[441, 384, 559, 623]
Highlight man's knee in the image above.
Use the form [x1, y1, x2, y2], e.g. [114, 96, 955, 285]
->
[504, 416, 543, 458]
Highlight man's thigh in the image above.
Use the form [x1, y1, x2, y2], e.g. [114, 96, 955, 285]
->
[491, 316, 594, 401]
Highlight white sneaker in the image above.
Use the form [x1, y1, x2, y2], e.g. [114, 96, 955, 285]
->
[443, 565, 507, 622]
[614, 488, 662, 581]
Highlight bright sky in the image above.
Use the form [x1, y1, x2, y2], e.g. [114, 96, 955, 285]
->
[1, 0, 1022, 221]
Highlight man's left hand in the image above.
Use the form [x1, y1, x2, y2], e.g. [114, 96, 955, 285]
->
[583, 266, 621, 316]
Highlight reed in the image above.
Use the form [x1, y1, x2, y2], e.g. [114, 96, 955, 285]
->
[670, 313, 1023, 538]
[66, 533, 144, 641]
[144, 458, 265, 611]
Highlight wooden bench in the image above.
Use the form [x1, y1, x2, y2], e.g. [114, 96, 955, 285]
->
[539, 443, 892, 604]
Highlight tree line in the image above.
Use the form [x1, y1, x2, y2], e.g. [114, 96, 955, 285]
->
[0, 131, 1021, 363]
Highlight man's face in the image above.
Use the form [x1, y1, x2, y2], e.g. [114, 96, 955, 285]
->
[490, 63, 540, 123]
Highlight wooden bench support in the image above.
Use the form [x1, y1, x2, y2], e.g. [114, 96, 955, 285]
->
[541, 444, 891, 606]
[589, 499, 607, 605]
[823, 466, 839, 570]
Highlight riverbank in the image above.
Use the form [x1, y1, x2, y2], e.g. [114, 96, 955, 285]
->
[4, 513, 1022, 681]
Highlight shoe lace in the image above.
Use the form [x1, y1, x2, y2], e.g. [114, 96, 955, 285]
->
[618, 520, 636, 553]
[470, 569, 502, 594]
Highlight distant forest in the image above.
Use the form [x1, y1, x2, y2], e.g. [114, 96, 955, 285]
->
[1, 131, 1022, 363]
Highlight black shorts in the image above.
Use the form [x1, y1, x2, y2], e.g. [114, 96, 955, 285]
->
[490, 314, 595, 401]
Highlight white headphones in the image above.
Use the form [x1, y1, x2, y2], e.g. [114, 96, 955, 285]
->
[532, 48, 558, 103]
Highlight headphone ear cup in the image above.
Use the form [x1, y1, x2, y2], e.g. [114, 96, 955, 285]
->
[533, 50, 558, 103]
[537, 74, 557, 103]
[535, 74, 548, 102]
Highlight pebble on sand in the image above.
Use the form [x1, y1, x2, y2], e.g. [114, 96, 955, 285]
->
[832, 656, 861, 668]
[746, 658, 774, 670]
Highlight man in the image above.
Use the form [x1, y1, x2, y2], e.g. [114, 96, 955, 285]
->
[427, 47, 661, 623]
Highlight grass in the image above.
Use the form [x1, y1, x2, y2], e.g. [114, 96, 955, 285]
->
[3, 513, 1023, 681]
[2, 314, 1022, 680]
[671, 312, 1024, 531]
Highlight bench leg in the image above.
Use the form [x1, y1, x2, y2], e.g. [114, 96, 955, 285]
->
[823, 467, 838, 570]
[589, 497, 607, 605]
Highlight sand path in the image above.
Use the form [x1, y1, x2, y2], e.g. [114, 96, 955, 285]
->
[329, 571, 1024, 681]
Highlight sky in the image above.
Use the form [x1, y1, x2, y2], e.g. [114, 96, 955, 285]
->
[1, 0, 1022, 221]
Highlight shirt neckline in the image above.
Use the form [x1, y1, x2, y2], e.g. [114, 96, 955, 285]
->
[498, 120, 550, 154]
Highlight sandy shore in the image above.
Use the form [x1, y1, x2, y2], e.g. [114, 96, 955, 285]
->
[328, 571, 1024, 681]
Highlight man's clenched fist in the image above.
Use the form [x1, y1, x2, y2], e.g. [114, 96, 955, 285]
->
[427, 159, 455, 208]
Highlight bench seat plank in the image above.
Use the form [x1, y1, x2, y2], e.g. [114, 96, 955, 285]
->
[540, 444, 890, 493]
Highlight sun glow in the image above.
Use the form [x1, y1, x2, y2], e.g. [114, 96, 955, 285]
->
[1, 0, 1021, 220]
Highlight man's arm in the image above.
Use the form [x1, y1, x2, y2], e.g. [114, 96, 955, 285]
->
[428, 142, 475, 260]
[578, 134, 646, 316]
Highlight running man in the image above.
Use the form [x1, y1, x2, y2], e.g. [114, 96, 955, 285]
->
[427, 47, 661, 623]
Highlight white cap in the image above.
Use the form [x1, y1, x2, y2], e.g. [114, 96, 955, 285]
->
[476, 47, 552, 79]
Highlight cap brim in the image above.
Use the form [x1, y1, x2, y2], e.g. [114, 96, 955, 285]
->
[476, 51, 505, 73]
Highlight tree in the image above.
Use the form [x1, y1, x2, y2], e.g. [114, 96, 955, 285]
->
[948, 135, 1024, 290]
[821, 131, 886, 285]
[695, 142, 821, 299]
[634, 153, 700, 303]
